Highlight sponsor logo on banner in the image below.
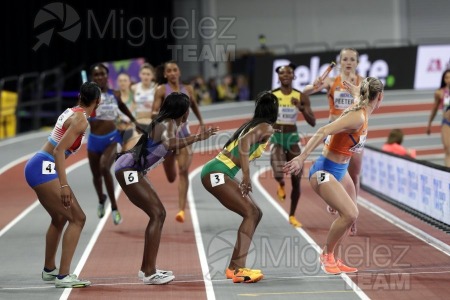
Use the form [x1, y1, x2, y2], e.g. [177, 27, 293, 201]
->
[362, 148, 450, 226]
[414, 45, 450, 89]
[272, 54, 390, 91]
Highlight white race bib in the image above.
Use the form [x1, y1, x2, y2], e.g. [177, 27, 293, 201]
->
[317, 171, 330, 184]
[333, 90, 354, 110]
[124, 171, 139, 185]
[42, 161, 56, 174]
[210, 173, 225, 187]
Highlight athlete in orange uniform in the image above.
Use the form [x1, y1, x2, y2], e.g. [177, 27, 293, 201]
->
[303, 48, 364, 235]
[285, 77, 384, 275]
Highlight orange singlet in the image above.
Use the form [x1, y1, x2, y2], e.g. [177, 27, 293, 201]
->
[325, 106, 368, 157]
[327, 75, 361, 117]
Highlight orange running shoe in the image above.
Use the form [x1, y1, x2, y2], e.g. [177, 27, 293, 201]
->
[175, 210, 185, 223]
[226, 267, 262, 279]
[336, 259, 358, 273]
[319, 253, 341, 275]
[277, 184, 286, 202]
[289, 216, 302, 228]
[232, 268, 264, 283]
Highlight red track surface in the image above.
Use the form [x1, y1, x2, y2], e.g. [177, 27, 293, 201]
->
[1, 101, 448, 299]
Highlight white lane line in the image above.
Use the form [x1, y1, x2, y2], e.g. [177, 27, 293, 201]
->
[0, 131, 49, 148]
[59, 184, 122, 300]
[0, 153, 33, 175]
[187, 166, 216, 300]
[252, 166, 370, 300]
[357, 196, 450, 257]
[0, 158, 88, 238]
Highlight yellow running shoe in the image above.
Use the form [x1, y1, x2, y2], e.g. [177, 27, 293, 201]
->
[225, 267, 261, 279]
[277, 184, 286, 202]
[175, 210, 185, 223]
[289, 216, 302, 228]
[232, 268, 264, 283]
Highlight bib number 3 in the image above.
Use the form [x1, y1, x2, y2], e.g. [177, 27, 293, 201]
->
[210, 173, 225, 187]
[124, 171, 139, 185]
[42, 161, 56, 174]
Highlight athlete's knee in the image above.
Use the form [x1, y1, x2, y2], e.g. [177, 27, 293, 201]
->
[70, 211, 86, 228]
[151, 206, 166, 224]
[246, 204, 263, 222]
[344, 207, 358, 224]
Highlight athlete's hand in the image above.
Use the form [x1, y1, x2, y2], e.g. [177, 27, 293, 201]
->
[60, 185, 72, 209]
[283, 157, 304, 175]
[196, 127, 220, 141]
[239, 177, 252, 197]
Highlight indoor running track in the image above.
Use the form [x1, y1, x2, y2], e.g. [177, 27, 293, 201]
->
[1, 92, 450, 300]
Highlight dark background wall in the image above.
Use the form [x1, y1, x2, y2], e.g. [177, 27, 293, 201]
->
[1, 0, 174, 88]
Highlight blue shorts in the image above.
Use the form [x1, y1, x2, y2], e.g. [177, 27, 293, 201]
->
[87, 130, 122, 154]
[309, 155, 349, 182]
[24, 151, 59, 188]
[442, 118, 450, 127]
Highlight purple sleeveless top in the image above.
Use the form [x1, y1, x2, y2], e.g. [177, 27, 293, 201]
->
[164, 83, 189, 98]
[115, 139, 168, 173]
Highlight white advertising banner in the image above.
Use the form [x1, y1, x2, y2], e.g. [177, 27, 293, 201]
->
[362, 148, 450, 225]
[414, 45, 450, 90]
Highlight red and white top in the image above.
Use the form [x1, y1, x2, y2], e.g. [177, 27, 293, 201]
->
[48, 107, 86, 155]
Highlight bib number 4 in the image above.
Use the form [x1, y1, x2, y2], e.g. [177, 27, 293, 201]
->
[42, 161, 56, 174]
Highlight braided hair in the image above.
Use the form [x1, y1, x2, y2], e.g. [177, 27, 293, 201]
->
[223, 91, 278, 148]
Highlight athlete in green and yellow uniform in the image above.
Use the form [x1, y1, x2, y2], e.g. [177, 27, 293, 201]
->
[271, 64, 316, 227]
[201, 91, 278, 283]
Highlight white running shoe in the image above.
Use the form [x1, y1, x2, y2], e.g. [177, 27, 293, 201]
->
[143, 272, 175, 285]
[55, 274, 91, 288]
[112, 210, 122, 225]
[138, 269, 173, 279]
[42, 268, 59, 281]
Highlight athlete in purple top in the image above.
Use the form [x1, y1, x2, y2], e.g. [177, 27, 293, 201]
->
[152, 61, 205, 223]
[115, 92, 218, 284]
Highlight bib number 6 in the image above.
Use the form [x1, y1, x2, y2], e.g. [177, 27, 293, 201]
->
[124, 171, 139, 185]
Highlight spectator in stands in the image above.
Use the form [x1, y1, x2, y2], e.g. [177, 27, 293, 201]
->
[208, 78, 218, 103]
[236, 75, 250, 101]
[217, 74, 238, 102]
[426, 69, 450, 167]
[193, 75, 212, 105]
[284, 77, 384, 275]
[382, 129, 416, 158]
